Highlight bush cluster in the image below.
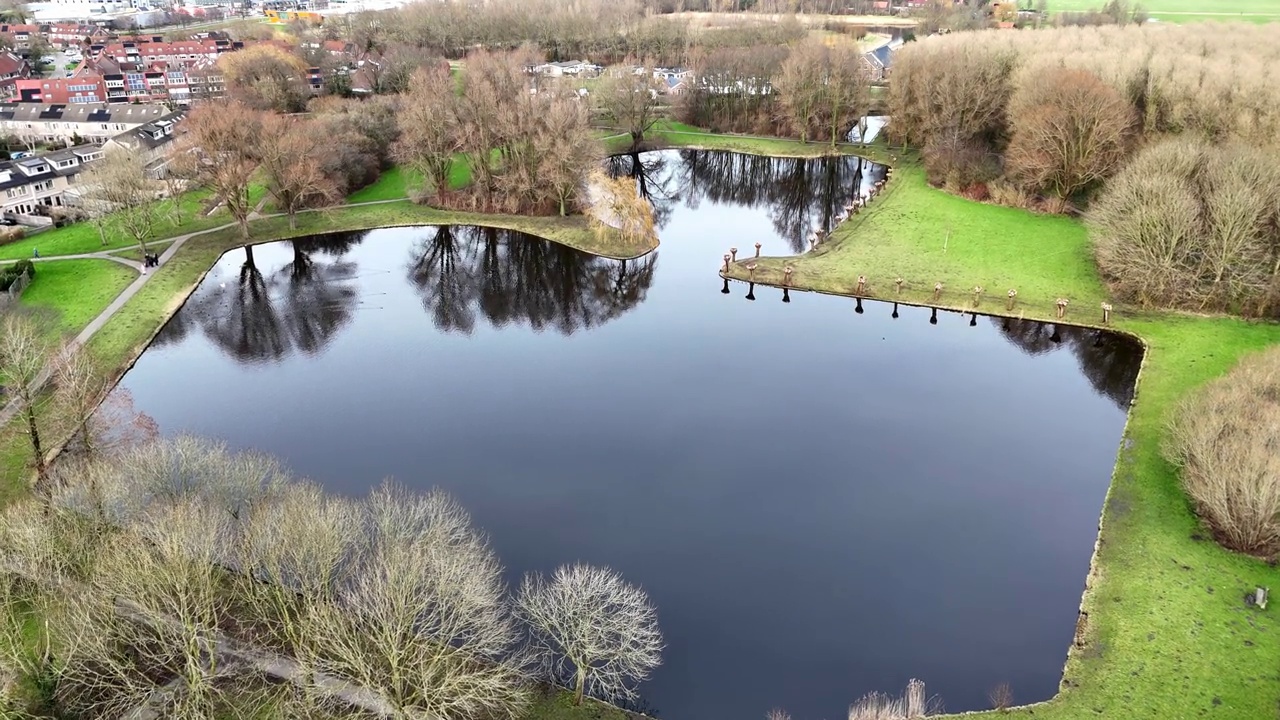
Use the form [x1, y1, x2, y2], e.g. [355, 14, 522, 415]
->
[1165, 347, 1280, 556]
[0, 259, 34, 292]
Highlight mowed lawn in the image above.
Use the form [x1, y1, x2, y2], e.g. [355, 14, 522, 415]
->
[18, 259, 136, 339]
[347, 159, 476, 204]
[1049, 0, 1280, 21]
[0, 189, 222, 261]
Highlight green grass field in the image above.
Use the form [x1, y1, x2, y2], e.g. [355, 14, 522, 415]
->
[1048, 0, 1280, 22]
[17, 259, 136, 340]
[0, 190, 222, 261]
[347, 159, 477, 204]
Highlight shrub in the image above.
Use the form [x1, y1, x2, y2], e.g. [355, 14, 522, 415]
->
[0, 225, 24, 246]
[1089, 137, 1280, 316]
[1164, 346, 1280, 556]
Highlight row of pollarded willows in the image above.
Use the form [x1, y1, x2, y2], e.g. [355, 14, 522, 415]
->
[0, 436, 663, 719]
[886, 22, 1280, 209]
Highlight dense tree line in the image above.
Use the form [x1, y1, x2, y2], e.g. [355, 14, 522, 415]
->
[888, 23, 1280, 207]
[0, 437, 663, 718]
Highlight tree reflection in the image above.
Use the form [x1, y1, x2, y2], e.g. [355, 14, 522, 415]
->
[605, 151, 679, 230]
[672, 150, 885, 253]
[192, 234, 363, 363]
[993, 317, 1142, 409]
[407, 226, 655, 335]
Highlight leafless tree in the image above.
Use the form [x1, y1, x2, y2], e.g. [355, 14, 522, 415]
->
[258, 115, 342, 230]
[218, 43, 312, 113]
[78, 148, 161, 254]
[236, 481, 361, 708]
[773, 39, 867, 147]
[1005, 68, 1136, 209]
[395, 63, 462, 200]
[180, 103, 263, 243]
[598, 61, 665, 148]
[51, 345, 110, 459]
[1165, 346, 1280, 556]
[306, 483, 529, 720]
[518, 563, 663, 706]
[0, 314, 59, 476]
[160, 144, 200, 227]
[988, 681, 1013, 711]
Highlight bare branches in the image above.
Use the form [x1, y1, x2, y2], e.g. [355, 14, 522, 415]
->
[1006, 68, 1136, 206]
[1165, 346, 1280, 556]
[218, 43, 311, 113]
[598, 61, 665, 147]
[774, 39, 868, 147]
[518, 563, 662, 706]
[395, 63, 463, 199]
[306, 483, 529, 720]
[180, 103, 264, 242]
[258, 114, 342, 230]
[77, 149, 162, 255]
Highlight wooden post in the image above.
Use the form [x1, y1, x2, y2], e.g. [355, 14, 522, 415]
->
[933, 282, 943, 301]
[856, 275, 866, 295]
[783, 266, 794, 287]
[1006, 288, 1017, 311]
[722, 254, 731, 272]
[1101, 302, 1112, 324]
[746, 262, 757, 280]
[730, 247, 738, 262]
[754, 242, 762, 258]
[972, 285, 983, 306]
[1056, 298, 1069, 319]
[895, 277, 904, 294]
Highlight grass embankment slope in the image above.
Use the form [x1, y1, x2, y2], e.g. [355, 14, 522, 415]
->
[721, 134, 1280, 717]
[18, 260, 136, 338]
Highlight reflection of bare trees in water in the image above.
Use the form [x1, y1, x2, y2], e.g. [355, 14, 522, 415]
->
[605, 152, 679, 230]
[408, 225, 655, 336]
[994, 317, 1143, 410]
[159, 233, 365, 362]
[670, 150, 885, 253]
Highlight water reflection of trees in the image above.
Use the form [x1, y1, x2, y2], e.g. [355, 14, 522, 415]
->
[407, 225, 655, 335]
[994, 317, 1143, 410]
[161, 232, 365, 363]
[672, 150, 886, 253]
[605, 152, 679, 230]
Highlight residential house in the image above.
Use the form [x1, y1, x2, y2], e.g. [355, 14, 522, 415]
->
[0, 102, 171, 147]
[0, 24, 39, 51]
[0, 53, 32, 101]
[654, 67, 691, 95]
[95, 38, 243, 68]
[532, 60, 599, 78]
[46, 23, 109, 49]
[861, 44, 895, 82]
[15, 76, 105, 103]
[102, 111, 183, 176]
[0, 144, 104, 221]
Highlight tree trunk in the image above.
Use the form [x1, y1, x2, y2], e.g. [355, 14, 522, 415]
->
[288, 211, 297, 231]
[573, 666, 586, 705]
[96, 222, 107, 246]
[23, 402, 43, 475]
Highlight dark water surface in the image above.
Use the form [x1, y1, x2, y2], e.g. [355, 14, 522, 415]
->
[115, 150, 1141, 720]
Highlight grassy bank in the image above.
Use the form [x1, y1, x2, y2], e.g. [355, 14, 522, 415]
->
[18, 259, 136, 339]
[726, 149, 1280, 717]
[648, 120, 895, 163]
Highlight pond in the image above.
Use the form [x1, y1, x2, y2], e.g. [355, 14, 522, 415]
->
[113, 149, 1142, 720]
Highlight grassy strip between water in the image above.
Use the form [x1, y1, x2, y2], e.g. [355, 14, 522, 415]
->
[724, 147, 1280, 718]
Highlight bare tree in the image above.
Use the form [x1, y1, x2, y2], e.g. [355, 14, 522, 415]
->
[1165, 346, 1280, 556]
[259, 115, 342, 230]
[517, 563, 663, 706]
[306, 483, 529, 720]
[218, 43, 312, 113]
[180, 103, 263, 243]
[78, 148, 161, 253]
[590, 171, 656, 248]
[395, 63, 462, 200]
[0, 314, 59, 476]
[598, 61, 665, 148]
[160, 144, 200, 227]
[237, 481, 361, 709]
[1005, 68, 1136, 209]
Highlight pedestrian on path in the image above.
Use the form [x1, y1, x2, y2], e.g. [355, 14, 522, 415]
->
[32, 248, 38, 258]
